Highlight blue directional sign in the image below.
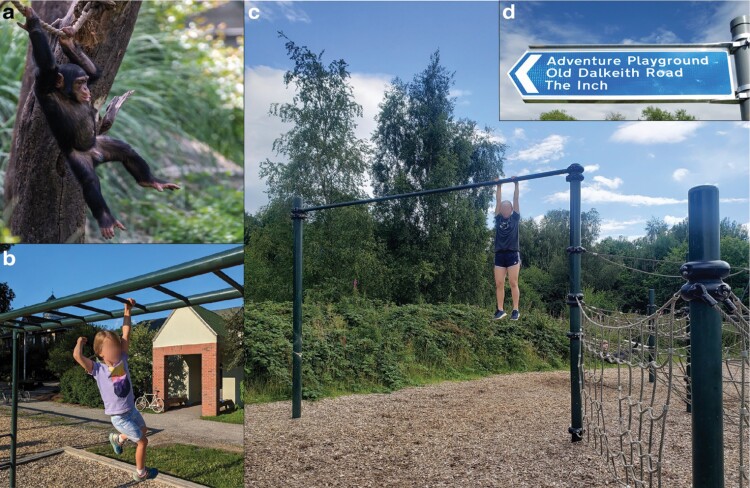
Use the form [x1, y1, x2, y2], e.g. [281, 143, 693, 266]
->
[508, 48, 735, 102]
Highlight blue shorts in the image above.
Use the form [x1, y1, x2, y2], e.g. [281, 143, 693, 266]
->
[111, 408, 146, 441]
[494, 251, 520, 268]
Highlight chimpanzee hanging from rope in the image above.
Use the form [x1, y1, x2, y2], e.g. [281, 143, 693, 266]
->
[13, 1, 180, 239]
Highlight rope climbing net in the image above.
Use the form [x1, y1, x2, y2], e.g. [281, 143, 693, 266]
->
[578, 292, 749, 488]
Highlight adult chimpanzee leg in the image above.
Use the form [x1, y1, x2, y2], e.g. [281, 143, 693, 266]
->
[65, 152, 125, 239]
[95, 136, 180, 192]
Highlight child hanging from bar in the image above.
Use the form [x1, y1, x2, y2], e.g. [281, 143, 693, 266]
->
[493, 176, 522, 321]
[72, 298, 158, 482]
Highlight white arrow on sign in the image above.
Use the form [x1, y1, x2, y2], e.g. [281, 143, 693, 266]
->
[516, 54, 541, 94]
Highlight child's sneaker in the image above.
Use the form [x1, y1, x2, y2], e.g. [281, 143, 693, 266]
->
[109, 432, 123, 455]
[493, 309, 507, 320]
[133, 467, 158, 482]
[511, 309, 520, 321]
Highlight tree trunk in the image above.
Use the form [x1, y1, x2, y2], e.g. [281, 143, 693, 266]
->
[5, 0, 141, 243]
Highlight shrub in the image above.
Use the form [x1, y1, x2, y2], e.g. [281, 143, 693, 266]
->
[245, 299, 568, 403]
[60, 366, 103, 408]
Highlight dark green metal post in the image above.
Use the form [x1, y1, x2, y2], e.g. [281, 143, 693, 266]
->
[566, 163, 585, 442]
[648, 288, 656, 383]
[292, 196, 304, 419]
[686, 308, 692, 413]
[10, 330, 19, 488]
[680, 185, 726, 488]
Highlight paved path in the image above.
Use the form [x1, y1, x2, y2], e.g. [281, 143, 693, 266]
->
[6, 401, 242, 452]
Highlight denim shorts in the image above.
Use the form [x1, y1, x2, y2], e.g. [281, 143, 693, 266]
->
[494, 251, 520, 268]
[111, 408, 146, 441]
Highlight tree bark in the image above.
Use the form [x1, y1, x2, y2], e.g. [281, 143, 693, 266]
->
[5, 0, 141, 243]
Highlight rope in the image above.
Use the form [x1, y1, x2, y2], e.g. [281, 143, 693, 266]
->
[579, 290, 750, 487]
[10, 0, 98, 38]
[589, 252, 750, 279]
[588, 252, 683, 278]
[593, 252, 750, 271]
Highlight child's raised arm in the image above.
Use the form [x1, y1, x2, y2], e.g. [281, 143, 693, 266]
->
[512, 177, 520, 214]
[495, 180, 503, 215]
[121, 298, 134, 354]
[73, 337, 94, 374]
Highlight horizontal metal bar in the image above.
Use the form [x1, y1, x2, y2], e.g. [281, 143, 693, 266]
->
[213, 270, 244, 295]
[528, 42, 733, 50]
[44, 310, 86, 321]
[0, 246, 243, 323]
[108, 296, 149, 311]
[3, 288, 242, 332]
[152, 285, 191, 304]
[72, 304, 114, 316]
[297, 166, 576, 213]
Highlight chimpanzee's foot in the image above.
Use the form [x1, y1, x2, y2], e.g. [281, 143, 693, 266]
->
[140, 180, 180, 192]
[99, 217, 126, 240]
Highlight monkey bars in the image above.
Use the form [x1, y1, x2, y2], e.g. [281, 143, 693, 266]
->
[0, 246, 244, 488]
[289, 164, 585, 437]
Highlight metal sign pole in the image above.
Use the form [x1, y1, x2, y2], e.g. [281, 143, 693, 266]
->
[731, 15, 750, 121]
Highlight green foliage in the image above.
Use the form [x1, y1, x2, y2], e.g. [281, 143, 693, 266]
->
[605, 112, 626, 121]
[60, 366, 103, 408]
[127, 324, 157, 398]
[0, 3, 243, 242]
[89, 443, 243, 488]
[245, 299, 568, 402]
[116, 179, 243, 243]
[46, 323, 102, 378]
[260, 34, 369, 205]
[539, 109, 577, 121]
[201, 407, 244, 424]
[371, 52, 505, 305]
[640, 106, 696, 121]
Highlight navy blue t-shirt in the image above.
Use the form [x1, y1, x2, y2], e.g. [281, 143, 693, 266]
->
[494, 211, 520, 252]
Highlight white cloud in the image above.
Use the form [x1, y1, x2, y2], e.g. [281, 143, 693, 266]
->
[276, 1, 311, 23]
[450, 89, 472, 98]
[592, 175, 623, 190]
[621, 27, 681, 45]
[672, 168, 690, 182]
[601, 218, 644, 232]
[533, 214, 544, 224]
[663, 215, 685, 226]
[720, 198, 750, 204]
[583, 164, 599, 173]
[513, 128, 526, 139]
[611, 122, 704, 144]
[547, 187, 686, 206]
[511, 135, 568, 163]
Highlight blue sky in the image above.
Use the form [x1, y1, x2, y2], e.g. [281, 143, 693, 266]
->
[0, 245, 243, 330]
[244, 1, 749, 239]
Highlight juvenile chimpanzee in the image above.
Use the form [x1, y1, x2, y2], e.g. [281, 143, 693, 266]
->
[18, 6, 179, 239]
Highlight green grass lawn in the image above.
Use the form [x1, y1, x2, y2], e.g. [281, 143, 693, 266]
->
[201, 408, 244, 424]
[88, 443, 242, 488]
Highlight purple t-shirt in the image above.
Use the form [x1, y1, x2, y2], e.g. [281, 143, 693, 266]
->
[90, 353, 135, 415]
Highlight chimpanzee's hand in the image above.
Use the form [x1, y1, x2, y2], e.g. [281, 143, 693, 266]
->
[59, 27, 76, 48]
[16, 6, 39, 31]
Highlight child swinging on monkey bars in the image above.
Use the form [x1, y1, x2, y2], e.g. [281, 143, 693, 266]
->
[493, 176, 521, 321]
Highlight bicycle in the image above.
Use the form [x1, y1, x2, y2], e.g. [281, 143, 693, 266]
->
[1, 390, 30, 403]
[135, 390, 164, 413]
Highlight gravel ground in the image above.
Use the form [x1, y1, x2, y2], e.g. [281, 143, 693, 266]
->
[245, 370, 748, 488]
[0, 408, 109, 459]
[0, 409, 167, 487]
[0, 452, 170, 488]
